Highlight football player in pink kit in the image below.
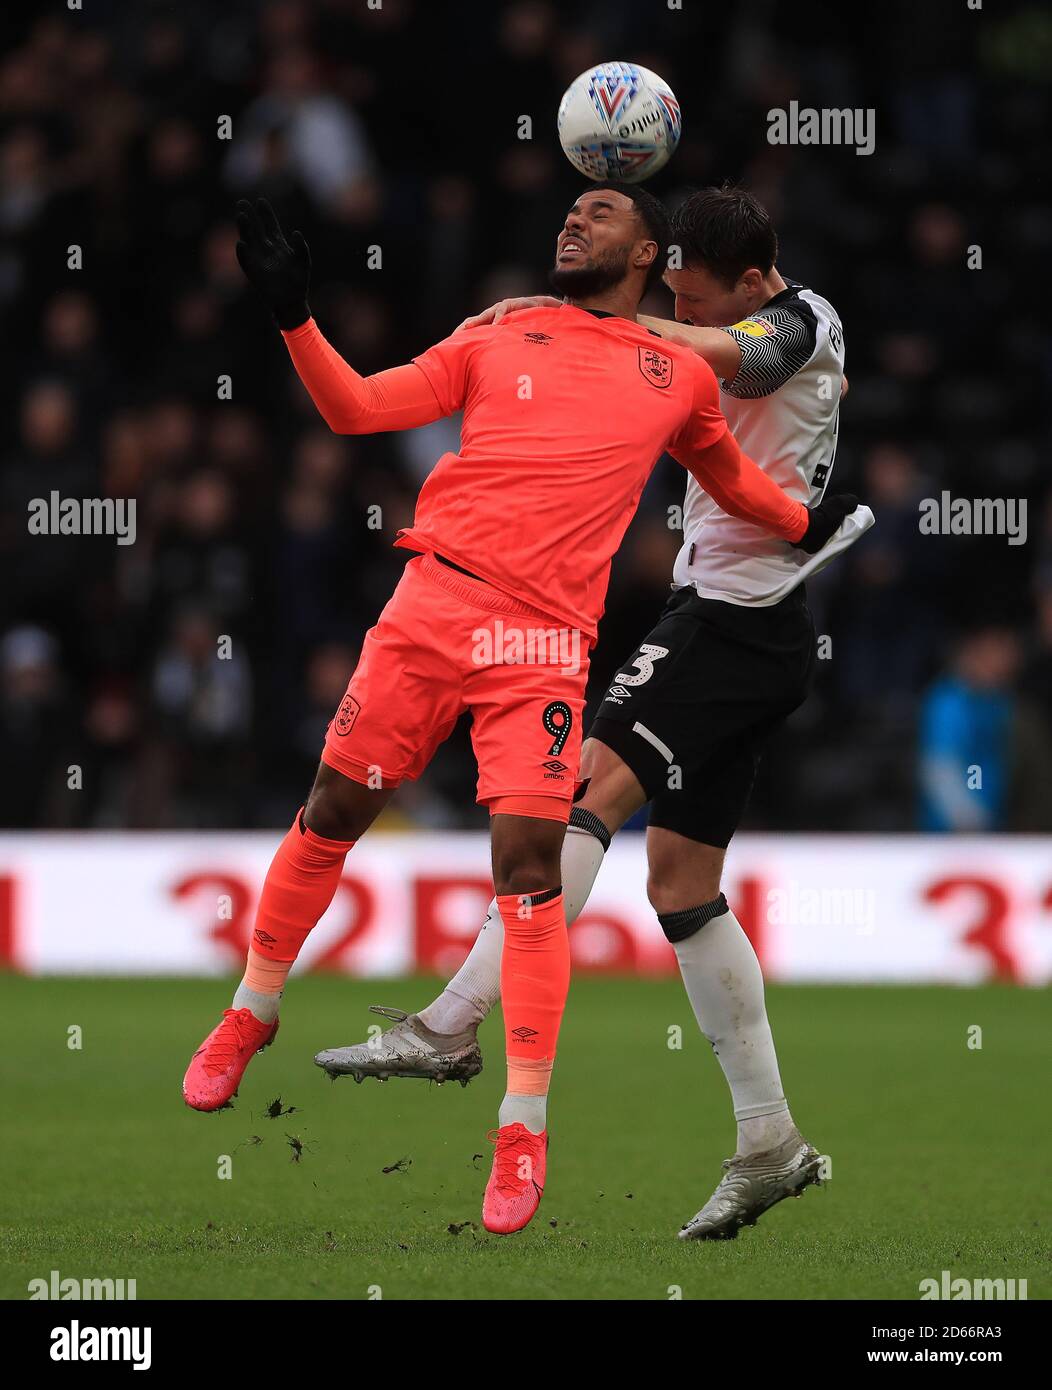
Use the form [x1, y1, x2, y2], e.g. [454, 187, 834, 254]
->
[182, 186, 857, 1234]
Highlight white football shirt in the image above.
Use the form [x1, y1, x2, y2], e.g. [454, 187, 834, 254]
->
[673, 279, 874, 605]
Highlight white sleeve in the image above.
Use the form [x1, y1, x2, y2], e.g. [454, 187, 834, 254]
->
[720, 303, 819, 399]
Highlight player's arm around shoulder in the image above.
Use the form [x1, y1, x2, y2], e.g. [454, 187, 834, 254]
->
[456, 296, 563, 331]
[638, 315, 742, 383]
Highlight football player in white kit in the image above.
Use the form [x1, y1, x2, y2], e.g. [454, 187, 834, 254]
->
[317, 187, 875, 1240]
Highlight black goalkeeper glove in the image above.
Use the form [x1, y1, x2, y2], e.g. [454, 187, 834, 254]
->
[793, 493, 859, 554]
[234, 198, 311, 330]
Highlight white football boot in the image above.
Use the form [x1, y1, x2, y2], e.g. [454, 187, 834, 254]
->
[679, 1130, 823, 1240]
[314, 1006, 483, 1085]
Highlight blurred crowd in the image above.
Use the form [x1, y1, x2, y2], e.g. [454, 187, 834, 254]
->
[1, 0, 1050, 831]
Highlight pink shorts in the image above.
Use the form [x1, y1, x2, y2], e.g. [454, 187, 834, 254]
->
[321, 553, 590, 815]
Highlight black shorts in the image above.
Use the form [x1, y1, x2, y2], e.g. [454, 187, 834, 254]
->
[588, 585, 816, 848]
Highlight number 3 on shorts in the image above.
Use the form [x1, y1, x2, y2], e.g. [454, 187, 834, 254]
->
[615, 643, 669, 688]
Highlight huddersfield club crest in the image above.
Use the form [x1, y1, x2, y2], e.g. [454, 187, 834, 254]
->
[638, 346, 673, 388]
[334, 692, 360, 736]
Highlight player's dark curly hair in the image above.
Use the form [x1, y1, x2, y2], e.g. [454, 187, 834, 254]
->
[586, 180, 670, 289]
[670, 184, 778, 287]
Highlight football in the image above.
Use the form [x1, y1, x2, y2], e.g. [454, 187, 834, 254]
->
[557, 60, 682, 183]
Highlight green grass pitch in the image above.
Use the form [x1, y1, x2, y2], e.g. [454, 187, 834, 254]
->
[1, 975, 1047, 1300]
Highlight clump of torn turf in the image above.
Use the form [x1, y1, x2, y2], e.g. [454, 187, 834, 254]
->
[285, 1134, 317, 1163]
[264, 1096, 300, 1119]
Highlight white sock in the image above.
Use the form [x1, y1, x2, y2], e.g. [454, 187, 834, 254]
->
[418, 815, 607, 1035]
[661, 899, 797, 1157]
[417, 902, 501, 1032]
[232, 981, 281, 1024]
[499, 1092, 548, 1135]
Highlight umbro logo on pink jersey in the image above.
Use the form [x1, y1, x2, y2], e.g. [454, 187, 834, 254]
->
[524, 332, 553, 344]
